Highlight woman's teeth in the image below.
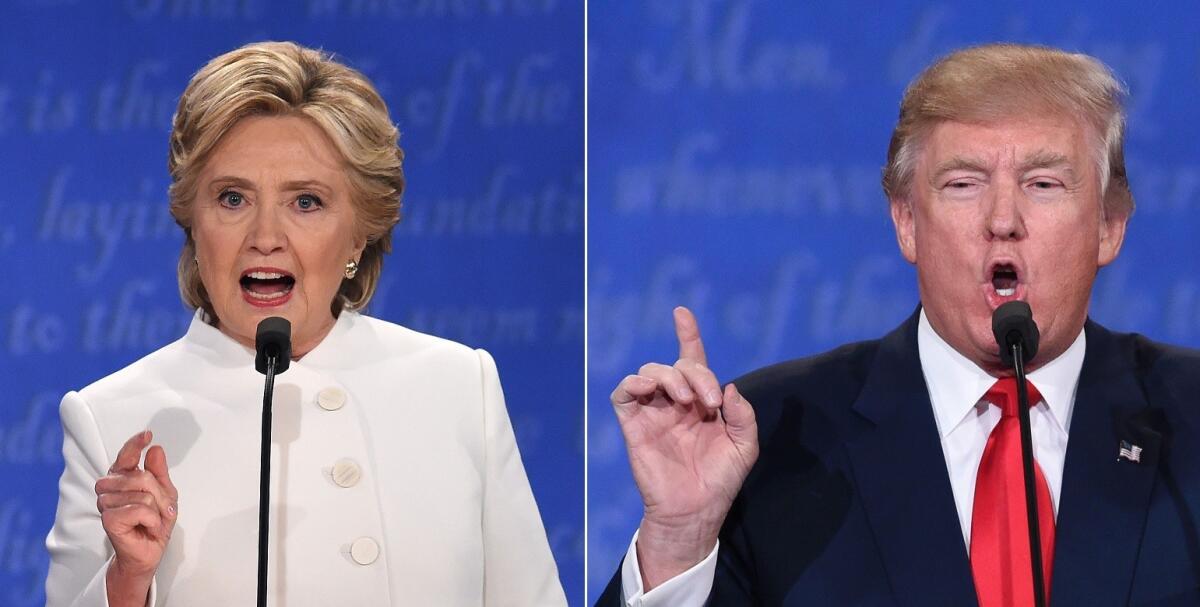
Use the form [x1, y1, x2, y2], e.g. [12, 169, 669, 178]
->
[245, 287, 291, 300]
[240, 272, 295, 299]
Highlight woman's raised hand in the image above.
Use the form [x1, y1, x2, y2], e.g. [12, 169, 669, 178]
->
[95, 430, 178, 606]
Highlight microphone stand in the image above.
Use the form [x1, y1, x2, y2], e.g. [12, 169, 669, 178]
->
[1010, 342, 1047, 607]
[258, 354, 277, 607]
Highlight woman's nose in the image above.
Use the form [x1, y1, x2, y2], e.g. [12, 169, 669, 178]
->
[246, 204, 287, 254]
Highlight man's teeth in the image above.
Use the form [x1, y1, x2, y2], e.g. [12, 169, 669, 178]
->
[997, 287, 1015, 297]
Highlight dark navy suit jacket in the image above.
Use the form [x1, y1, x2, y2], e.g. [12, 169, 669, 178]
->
[598, 311, 1200, 606]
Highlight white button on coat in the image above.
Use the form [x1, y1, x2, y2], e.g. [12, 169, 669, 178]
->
[350, 537, 380, 565]
[316, 387, 346, 411]
[331, 458, 362, 488]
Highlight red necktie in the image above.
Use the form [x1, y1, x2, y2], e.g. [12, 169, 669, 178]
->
[970, 378, 1055, 607]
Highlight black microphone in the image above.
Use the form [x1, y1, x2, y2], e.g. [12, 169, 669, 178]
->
[990, 301, 1046, 607]
[254, 317, 290, 607]
[992, 300, 1039, 367]
[255, 317, 292, 375]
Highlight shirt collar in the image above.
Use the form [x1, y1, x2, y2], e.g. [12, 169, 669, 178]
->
[917, 308, 1085, 439]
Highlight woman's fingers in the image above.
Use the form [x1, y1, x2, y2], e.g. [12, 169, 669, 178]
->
[97, 491, 156, 512]
[111, 431, 152, 474]
[96, 470, 176, 520]
[144, 446, 180, 529]
[143, 445, 178, 501]
[101, 502, 164, 539]
[97, 433, 177, 568]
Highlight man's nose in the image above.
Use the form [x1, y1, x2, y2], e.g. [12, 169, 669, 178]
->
[246, 203, 287, 254]
[986, 181, 1026, 240]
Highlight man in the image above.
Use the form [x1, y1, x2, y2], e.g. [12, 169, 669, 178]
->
[598, 44, 1200, 606]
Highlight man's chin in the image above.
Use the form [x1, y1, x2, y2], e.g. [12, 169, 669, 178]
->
[963, 325, 1011, 374]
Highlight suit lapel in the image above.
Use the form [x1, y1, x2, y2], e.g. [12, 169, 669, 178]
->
[844, 312, 979, 606]
[1050, 321, 1163, 606]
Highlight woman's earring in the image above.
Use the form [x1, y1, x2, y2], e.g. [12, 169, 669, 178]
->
[344, 259, 359, 279]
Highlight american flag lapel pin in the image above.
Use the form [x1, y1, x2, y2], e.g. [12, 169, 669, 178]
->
[1118, 440, 1143, 463]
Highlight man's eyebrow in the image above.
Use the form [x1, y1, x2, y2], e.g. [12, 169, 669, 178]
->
[931, 156, 991, 178]
[1016, 150, 1076, 176]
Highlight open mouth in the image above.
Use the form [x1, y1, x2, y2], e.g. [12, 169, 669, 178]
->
[240, 269, 295, 304]
[991, 264, 1018, 297]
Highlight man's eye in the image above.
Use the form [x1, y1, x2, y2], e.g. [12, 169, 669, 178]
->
[296, 194, 323, 211]
[219, 191, 245, 207]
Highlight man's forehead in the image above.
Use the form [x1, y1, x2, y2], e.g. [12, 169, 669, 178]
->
[921, 119, 1090, 167]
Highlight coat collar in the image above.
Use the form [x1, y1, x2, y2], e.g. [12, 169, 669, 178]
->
[179, 308, 367, 373]
[844, 308, 980, 604]
[1049, 319, 1163, 605]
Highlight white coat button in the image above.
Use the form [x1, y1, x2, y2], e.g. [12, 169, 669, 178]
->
[331, 459, 362, 488]
[316, 387, 346, 411]
[350, 537, 380, 565]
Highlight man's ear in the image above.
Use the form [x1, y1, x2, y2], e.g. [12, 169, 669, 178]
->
[890, 197, 918, 264]
[1097, 204, 1129, 267]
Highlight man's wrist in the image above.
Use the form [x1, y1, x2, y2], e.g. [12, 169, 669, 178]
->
[635, 516, 721, 590]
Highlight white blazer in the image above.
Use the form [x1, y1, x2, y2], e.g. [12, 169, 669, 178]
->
[45, 310, 567, 606]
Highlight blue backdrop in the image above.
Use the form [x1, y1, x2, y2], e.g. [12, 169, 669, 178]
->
[587, 1, 1200, 601]
[0, 2, 583, 605]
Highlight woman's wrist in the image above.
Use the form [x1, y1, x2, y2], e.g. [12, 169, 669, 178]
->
[106, 559, 154, 607]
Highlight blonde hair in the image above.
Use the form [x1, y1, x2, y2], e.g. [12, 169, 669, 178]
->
[882, 43, 1133, 218]
[167, 41, 404, 320]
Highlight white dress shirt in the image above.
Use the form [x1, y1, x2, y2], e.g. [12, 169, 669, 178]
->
[620, 309, 1085, 606]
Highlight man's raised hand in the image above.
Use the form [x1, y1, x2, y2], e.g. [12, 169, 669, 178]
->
[610, 306, 758, 590]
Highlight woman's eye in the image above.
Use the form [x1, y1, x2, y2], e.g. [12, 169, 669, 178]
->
[219, 191, 245, 207]
[296, 194, 323, 211]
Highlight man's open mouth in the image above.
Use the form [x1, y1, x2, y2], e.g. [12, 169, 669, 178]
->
[240, 269, 295, 302]
[991, 264, 1018, 297]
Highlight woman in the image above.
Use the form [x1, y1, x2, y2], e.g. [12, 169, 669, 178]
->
[44, 41, 566, 607]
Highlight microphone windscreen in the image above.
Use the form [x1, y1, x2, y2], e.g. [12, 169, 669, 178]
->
[991, 301, 1040, 366]
[255, 317, 292, 375]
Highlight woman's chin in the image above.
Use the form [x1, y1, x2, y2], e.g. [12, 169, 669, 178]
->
[214, 295, 302, 342]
